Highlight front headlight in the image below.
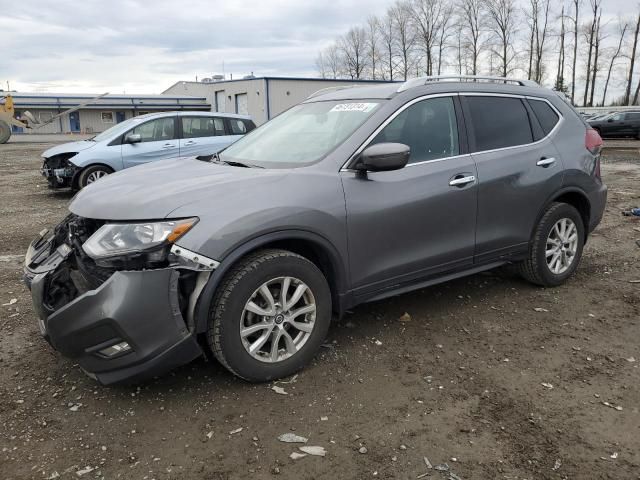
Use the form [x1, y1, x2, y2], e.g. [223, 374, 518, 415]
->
[82, 218, 198, 259]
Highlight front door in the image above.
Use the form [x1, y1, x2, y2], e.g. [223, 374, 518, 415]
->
[115, 111, 126, 123]
[121, 116, 179, 168]
[341, 95, 478, 298]
[69, 112, 80, 132]
[461, 95, 564, 262]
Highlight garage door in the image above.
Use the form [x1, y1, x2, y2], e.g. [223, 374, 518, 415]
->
[235, 93, 248, 115]
[215, 91, 226, 113]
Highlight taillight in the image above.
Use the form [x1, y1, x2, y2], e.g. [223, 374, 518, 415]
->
[585, 128, 603, 155]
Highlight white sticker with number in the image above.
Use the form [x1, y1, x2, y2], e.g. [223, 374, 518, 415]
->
[330, 103, 377, 113]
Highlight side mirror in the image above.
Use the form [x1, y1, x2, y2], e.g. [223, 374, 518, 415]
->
[607, 118, 614, 123]
[125, 133, 142, 144]
[357, 143, 410, 172]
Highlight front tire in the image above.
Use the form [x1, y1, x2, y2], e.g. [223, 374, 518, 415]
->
[0, 120, 11, 144]
[518, 202, 585, 287]
[78, 165, 112, 189]
[207, 249, 332, 382]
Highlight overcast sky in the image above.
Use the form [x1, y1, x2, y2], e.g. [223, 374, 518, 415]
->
[0, 0, 634, 95]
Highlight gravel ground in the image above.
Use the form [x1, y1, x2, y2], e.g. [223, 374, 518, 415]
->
[0, 143, 639, 480]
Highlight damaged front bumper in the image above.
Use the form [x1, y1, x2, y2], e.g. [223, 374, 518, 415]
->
[24, 219, 210, 384]
[41, 154, 79, 189]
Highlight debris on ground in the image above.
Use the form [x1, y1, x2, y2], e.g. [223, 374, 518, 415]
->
[278, 433, 308, 443]
[289, 451, 307, 460]
[75, 466, 94, 477]
[541, 382, 554, 389]
[374, 339, 383, 346]
[2, 298, 17, 306]
[359, 446, 368, 454]
[602, 401, 623, 411]
[433, 463, 450, 472]
[553, 459, 562, 471]
[533, 307, 549, 312]
[229, 427, 243, 435]
[299, 446, 326, 457]
[271, 385, 288, 395]
[621, 207, 640, 216]
[423, 456, 433, 469]
[398, 312, 412, 322]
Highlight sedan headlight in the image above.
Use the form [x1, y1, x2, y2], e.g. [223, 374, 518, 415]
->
[82, 218, 198, 259]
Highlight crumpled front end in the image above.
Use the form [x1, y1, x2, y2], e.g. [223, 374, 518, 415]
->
[24, 215, 211, 384]
[41, 153, 80, 189]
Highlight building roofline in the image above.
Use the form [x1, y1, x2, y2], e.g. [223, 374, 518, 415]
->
[163, 76, 399, 93]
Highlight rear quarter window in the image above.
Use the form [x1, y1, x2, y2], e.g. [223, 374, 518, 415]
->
[465, 96, 533, 151]
[529, 99, 560, 136]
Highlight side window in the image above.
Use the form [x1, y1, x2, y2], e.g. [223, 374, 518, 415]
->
[529, 99, 560, 136]
[625, 112, 640, 121]
[229, 119, 248, 135]
[610, 113, 624, 122]
[130, 117, 175, 143]
[214, 118, 226, 135]
[466, 96, 533, 151]
[243, 120, 256, 132]
[370, 96, 459, 164]
[182, 117, 217, 138]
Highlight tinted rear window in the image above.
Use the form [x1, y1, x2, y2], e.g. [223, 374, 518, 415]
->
[529, 99, 560, 136]
[466, 96, 533, 151]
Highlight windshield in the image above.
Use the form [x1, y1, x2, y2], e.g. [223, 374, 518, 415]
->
[91, 116, 152, 142]
[220, 101, 381, 167]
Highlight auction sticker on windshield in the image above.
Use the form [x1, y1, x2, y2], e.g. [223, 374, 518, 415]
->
[330, 103, 378, 113]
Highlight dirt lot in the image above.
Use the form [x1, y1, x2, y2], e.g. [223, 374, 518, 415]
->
[1, 140, 639, 480]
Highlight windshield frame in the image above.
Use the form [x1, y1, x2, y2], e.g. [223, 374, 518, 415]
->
[219, 99, 386, 169]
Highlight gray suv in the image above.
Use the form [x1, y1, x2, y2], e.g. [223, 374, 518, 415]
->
[24, 76, 607, 384]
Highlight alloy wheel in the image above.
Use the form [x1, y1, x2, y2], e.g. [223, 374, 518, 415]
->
[240, 276, 316, 363]
[545, 218, 579, 275]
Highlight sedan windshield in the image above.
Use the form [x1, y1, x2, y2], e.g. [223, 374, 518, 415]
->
[220, 101, 381, 167]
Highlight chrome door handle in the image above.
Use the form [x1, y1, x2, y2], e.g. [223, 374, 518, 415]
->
[184, 141, 196, 145]
[162, 144, 176, 149]
[537, 157, 556, 167]
[449, 175, 476, 187]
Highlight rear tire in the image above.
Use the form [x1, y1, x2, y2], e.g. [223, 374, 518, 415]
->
[78, 165, 112, 189]
[0, 120, 11, 144]
[207, 249, 332, 382]
[518, 202, 585, 287]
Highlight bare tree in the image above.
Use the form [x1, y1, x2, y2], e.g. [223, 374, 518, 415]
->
[583, 0, 601, 106]
[569, 0, 581, 103]
[413, 0, 445, 76]
[365, 16, 381, 80]
[378, 10, 397, 80]
[459, 0, 486, 75]
[555, 4, 567, 92]
[486, 0, 519, 77]
[436, 4, 456, 75]
[602, 20, 628, 105]
[624, 12, 640, 105]
[525, 0, 551, 83]
[324, 44, 343, 79]
[588, 14, 602, 106]
[390, 0, 417, 80]
[340, 27, 368, 79]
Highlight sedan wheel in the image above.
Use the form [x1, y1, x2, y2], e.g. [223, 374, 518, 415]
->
[545, 218, 579, 275]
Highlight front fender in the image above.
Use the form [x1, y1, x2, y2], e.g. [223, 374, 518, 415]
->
[191, 230, 348, 334]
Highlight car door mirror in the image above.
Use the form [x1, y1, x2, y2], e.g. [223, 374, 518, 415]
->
[125, 133, 142, 144]
[357, 143, 410, 172]
[607, 118, 614, 123]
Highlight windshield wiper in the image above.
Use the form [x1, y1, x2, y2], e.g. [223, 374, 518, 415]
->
[211, 153, 264, 168]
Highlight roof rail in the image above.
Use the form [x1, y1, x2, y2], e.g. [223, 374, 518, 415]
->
[397, 75, 539, 92]
[307, 85, 363, 99]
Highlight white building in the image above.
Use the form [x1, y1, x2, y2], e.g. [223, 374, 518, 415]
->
[163, 77, 395, 125]
[8, 92, 210, 134]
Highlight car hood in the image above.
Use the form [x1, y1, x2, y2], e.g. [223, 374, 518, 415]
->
[43, 140, 97, 157]
[69, 158, 288, 220]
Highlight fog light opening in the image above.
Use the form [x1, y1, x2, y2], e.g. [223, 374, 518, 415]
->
[98, 341, 132, 358]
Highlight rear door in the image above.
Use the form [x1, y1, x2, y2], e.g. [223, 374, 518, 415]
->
[121, 116, 179, 168]
[461, 94, 563, 263]
[179, 116, 229, 156]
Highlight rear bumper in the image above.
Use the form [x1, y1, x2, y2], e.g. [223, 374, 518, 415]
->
[24, 232, 203, 385]
[588, 182, 608, 233]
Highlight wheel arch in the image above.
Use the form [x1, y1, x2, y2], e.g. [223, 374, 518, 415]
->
[73, 163, 115, 189]
[536, 187, 592, 242]
[193, 230, 349, 334]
